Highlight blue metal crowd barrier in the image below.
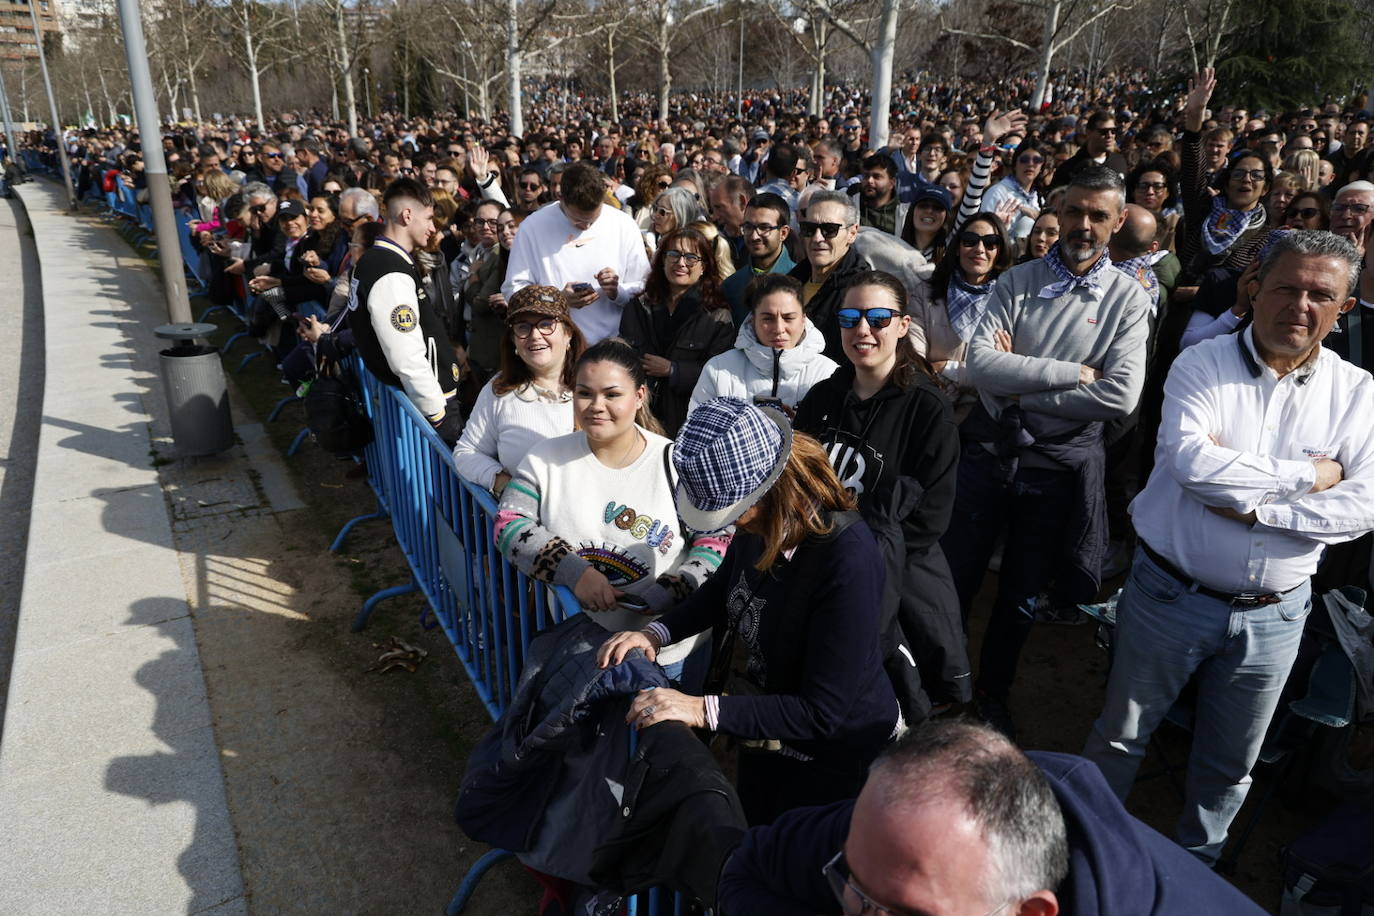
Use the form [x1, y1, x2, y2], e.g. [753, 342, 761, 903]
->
[335, 359, 693, 915]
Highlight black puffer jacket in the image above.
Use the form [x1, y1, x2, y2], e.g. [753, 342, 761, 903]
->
[455, 614, 669, 884]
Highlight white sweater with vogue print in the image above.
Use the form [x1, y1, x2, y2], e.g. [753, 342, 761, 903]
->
[494, 427, 729, 665]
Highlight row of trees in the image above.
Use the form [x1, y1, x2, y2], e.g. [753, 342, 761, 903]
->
[2, 0, 1371, 142]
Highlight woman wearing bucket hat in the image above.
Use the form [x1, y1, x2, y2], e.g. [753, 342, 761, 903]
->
[494, 338, 729, 682]
[597, 397, 900, 825]
[452, 285, 585, 495]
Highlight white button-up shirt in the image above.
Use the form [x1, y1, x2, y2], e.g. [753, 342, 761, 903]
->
[1132, 326, 1374, 593]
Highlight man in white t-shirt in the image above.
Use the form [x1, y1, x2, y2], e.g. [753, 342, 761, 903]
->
[504, 162, 651, 344]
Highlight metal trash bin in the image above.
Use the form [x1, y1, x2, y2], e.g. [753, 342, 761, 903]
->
[155, 322, 233, 456]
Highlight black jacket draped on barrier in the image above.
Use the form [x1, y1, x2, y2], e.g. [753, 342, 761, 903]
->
[456, 614, 746, 904]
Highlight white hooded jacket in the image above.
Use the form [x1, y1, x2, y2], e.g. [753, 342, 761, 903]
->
[687, 316, 839, 415]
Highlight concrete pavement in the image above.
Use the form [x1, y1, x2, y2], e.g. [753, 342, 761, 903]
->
[0, 180, 246, 914]
[0, 195, 43, 734]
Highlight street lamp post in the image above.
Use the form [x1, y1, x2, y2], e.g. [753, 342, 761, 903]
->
[26, 0, 76, 208]
[115, 0, 190, 323]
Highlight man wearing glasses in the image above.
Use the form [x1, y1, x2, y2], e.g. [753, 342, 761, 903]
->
[503, 162, 650, 344]
[1327, 182, 1374, 368]
[722, 193, 795, 324]
[1051, 111, 1128, 188]
[717, 721, 1266, 915]
[787, 190, 871, 363]
[515, 168, 547, 210]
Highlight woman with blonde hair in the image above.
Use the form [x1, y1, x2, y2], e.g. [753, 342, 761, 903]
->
[1283, 149, 1321, 191]
[599, 397, 900, 825]
[686, 219, 735, 283]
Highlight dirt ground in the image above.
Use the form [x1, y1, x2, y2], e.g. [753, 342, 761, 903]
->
[173, 280, 1318, 915]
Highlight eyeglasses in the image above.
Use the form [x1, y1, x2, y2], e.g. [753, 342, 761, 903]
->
[1333, 202, 1372, 215]
[520, 181, 542, 190]
[1096, 126, 1118, 135]
[836, 307, 897, 330]
[663, 249, 703, 265]
[1017, 154, 1044, 165]
[800, 221, 847, 239]
[1137, 181, 1168, 192]
[844, 124, 861, 131]
[250, 204, 271, 215]
[655, 180, 672, 190]
[653, 206, 674, 217]
[742, 221, 781, 235]
[511, 317, 560, 339]
[959, 231, 1002, 250]
[823, 851, 904, 916]
[823, 850, 1010, 916]
[264, 152, 282, 159]
[473, 217, 500, 227]
[793, 166, 810, 176]
[1290, 207, 1321, 220]
[1230, 169, 1267, 182]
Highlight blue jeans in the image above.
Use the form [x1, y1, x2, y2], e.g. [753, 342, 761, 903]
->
[1082, 547, 1310, 864]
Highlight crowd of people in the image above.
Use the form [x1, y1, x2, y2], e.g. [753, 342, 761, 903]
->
[24, 62, 1374, 914]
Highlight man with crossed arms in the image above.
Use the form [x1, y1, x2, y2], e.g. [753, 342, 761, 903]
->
[1084, 230, 1374, 865]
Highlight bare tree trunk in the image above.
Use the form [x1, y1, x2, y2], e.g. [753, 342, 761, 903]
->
[868, 0, 897, 150]
[1030, 0, 1060, 111]
[334, 2, 357, 136]
[815, 19, 827, 117]
[179, 11, 202, 122]
[607, 30, 619, 124]
[507, 0, 523, 137]
[97, 65, 116, 125]
[245, 28, 265, 128]
[657, 12, 671, 124]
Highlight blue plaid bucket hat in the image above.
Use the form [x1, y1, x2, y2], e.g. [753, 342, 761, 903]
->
[672, 397, 793, 533]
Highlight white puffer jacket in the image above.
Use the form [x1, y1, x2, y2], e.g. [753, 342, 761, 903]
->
[687, 316, 839, 415]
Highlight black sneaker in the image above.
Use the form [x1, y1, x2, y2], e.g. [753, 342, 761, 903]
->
[975, 693, 1017, 741]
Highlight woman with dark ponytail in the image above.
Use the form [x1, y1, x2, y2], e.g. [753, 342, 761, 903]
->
[794, 270, 971, 723]
[495, 337, 720, 685]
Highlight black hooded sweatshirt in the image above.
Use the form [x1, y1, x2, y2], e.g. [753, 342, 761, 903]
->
[794, 365, 971, 713]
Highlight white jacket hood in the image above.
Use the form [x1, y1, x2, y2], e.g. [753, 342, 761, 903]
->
[734, 315, 830, 380]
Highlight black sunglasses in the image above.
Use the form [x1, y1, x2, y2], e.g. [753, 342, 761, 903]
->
[1289, 207, 1320, 220]
[799, 221, 846, 239]
[250, 204, 270, 215]
[959, 231, 1001, 249]
[836, 307, 897, 330]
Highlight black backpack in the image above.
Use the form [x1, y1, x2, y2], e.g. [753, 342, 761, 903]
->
[304, 359, 373, 455]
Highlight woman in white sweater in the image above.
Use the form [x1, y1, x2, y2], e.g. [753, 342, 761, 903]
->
[495, 338, 729, 680]
[688, 274, 838, 416]
[452, 285, 585, 494]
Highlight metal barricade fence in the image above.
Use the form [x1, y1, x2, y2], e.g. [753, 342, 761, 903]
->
[335, 360, 691, 915]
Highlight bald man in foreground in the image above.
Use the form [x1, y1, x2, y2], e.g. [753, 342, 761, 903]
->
[717, 721, 1266, 915]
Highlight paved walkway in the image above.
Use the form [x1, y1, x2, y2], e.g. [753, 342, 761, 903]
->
[0, 195, 44, 733]
[0, 181, 246, 915]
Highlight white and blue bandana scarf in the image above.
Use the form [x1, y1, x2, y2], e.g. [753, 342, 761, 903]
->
[946, 273, 993, 342]
[1113, 254, 1160, 312]
[1201, 195, 1265, 256]
[1038, 242, 1112, 299]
